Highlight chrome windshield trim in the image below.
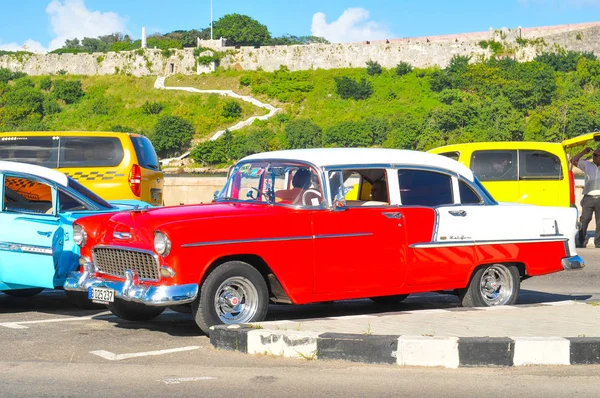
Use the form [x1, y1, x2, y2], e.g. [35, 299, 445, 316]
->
[410, 238, 569, 249]
[0, 241, 53, 255]
[182, 235, 314, 248]
[314, 232, 373, 239]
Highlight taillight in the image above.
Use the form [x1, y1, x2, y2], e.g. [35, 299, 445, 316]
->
[568, 170, 575, 206]
[128, 164, 141, 197]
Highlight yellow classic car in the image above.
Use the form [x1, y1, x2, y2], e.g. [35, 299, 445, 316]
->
[428, 132, 600, 207]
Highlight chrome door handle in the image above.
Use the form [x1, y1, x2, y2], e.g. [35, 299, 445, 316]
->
[383, 212, 403, 219]
[448, 210, 467, 217]
[37, 231, 52, 237]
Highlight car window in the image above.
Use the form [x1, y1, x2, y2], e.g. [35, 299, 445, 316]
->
[58, 190, 90, 212]
[328, 169, 389, 207]
[66, 179, 113, 209]
[0, 136, 59, 168]
[519, 150, 562, 180]
[58, 137, 124, 168]
[459, 180, 482, 204]
[471, 150, 518, 181]
[131, 136, 160, 171]
[398, 169, 453, 206]
[3, 176, 55, 215]
[438, 151, 460, 161]
[220, 161, 323, 207]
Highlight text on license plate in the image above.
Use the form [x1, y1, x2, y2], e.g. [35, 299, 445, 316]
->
[88, 287, 115, 303]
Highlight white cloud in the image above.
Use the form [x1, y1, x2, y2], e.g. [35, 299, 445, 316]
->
[0, 39, 47, 53]
[311, 8, 393, 43]
[0, 0, 127, 53]
[46, 0, 127, 50]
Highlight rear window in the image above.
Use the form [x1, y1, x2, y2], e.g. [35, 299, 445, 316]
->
[60, 137, 124, 167]
[519, 150, 562, 180]
[131, 136, 160, 171]
[471, 150, 518, 181]
[0, 135, 124, 168]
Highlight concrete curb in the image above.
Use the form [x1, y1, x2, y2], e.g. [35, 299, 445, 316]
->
[210, 326, 600, 368]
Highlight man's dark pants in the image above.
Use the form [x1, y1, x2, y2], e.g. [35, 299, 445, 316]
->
[579, 195, 600, 247]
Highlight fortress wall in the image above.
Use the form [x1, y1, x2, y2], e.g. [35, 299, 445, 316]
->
[2, 22, 600, 77]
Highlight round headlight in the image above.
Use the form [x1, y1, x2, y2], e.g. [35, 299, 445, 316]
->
[73, 224, 87, 247]
[154, 231, 171, 257]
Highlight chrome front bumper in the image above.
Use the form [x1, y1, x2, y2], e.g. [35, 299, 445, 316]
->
[561, 255, 585, 270]
[64, 263, 198, 306]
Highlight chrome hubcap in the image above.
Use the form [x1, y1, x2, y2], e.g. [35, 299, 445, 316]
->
[214, 276, 259, 324]
[479, 264, 514, 306]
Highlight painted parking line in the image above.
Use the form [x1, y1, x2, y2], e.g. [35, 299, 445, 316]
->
[162, 377, 218, 385]
[91, 346, 202, 361]
[0, 311, 115, 329]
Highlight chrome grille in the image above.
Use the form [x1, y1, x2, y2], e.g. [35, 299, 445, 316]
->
[93, 247, 160, 280]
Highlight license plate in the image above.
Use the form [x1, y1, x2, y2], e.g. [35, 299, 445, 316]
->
[88, 287, 115, 304]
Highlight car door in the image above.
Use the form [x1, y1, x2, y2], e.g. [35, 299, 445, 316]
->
[0, 173, 62, 289]
[398, 169, 477, 286]
[517, 149, 562, 206]
[312, 169, 407, 299]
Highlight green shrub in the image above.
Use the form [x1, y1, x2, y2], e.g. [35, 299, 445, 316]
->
[91, 97, 111, 115]
[334, 76, 373, 100]
[395, 62, 413, 77]
[4, 87, 44, 114]
[150, 115, 195, 157]
[285, 119, 322, 149]
[39, 77, 52, 90]
[57, 69, 67, 75]
[222, 100, 242, 118]
[323, 121, 371, 147]
[239, 75, 251, 86]
[110, 124, 134, 133]
[42, 98, 61, 115]
[53, 80, 84, 103]
[141, 100, 164, 115]
[366, 60, 382, 76]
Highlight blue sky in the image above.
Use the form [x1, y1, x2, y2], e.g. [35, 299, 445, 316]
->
[1, 0, 600, 52]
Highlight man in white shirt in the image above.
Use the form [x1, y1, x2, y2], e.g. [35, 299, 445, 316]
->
[572, 147, 600, 247]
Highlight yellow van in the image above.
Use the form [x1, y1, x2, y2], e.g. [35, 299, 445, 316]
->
[0, 132, 163, 205]
[428, 141, 574, 207]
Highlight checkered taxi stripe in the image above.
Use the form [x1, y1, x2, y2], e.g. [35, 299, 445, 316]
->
[64, 171, 125, 181]
[7, 178, 39, 189]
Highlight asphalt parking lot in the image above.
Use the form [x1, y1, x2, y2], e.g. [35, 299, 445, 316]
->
[0, 249, 599, 395]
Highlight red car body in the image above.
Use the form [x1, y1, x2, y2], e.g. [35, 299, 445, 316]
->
[65, 148, 583, 334]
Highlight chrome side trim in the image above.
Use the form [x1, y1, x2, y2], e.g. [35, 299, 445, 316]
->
[0, 241, 52, 255]
[182, 235, 314, 248]
[182, 232, 373, 248]
[410, 238, 569, 249]
[314, 232, 372, 239]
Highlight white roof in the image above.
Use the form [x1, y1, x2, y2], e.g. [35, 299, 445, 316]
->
[0, 161, 68, 187]
[243, 148, 475, 181]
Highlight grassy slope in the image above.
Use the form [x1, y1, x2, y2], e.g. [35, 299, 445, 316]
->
[28, 75, 267, 139]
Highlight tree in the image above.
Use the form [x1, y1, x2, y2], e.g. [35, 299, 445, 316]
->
[395, 62, 413, 77]
[81, 37, 109, 52]
[323, 121, 371, 147]
[334, 77, 373, 100]
[285, 119, 322, 149]
[150, 116, 195, 157]
[52, 80, 84, 104]
[213, 14, 271, 47]
[366, 60, 383, 76]
[222, 100, 242, 118]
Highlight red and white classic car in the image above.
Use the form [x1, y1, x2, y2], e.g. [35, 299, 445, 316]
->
[65, 148, 584, 334]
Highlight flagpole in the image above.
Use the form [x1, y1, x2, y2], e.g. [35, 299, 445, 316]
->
[210, 0, 213, 40]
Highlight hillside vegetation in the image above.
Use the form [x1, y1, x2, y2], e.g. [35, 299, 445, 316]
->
[2, 51, 600, 165]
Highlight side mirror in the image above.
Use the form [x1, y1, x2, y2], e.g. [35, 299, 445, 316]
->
[333, 193, 347, 211]
[213, 191, 220, 200]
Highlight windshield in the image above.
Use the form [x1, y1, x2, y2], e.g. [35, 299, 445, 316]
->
[67, 178, 114, 209]
[217, 161, 323, 207]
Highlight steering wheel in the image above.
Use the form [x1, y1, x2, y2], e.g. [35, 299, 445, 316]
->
[302, 189, 322, 206]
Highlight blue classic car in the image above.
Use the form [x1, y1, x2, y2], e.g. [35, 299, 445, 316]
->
[0, 161, 147, 302]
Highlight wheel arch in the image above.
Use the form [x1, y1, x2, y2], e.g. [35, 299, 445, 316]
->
[200, 254, 293, 304]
